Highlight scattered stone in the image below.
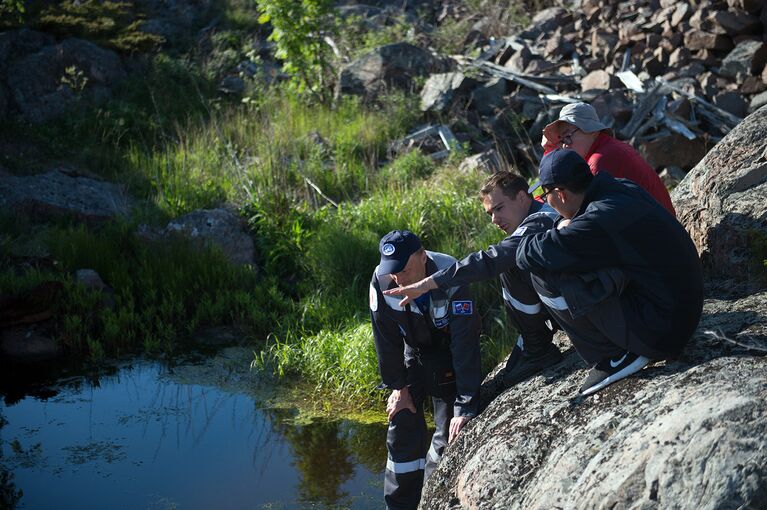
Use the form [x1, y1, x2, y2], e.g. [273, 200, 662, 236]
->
[504, 46, 532, 74]
[74, 269, 108, 292]
[710, 9, 762, 36]
[720, 40, 767, 78]
[669, 47, 692, 67]
[164, 208, 256, 266]
[469, 78, 507, 116]
[0, 169, 132, 223]
[659, 166, 687, 188]
[748, 90, 767, 112]
[639, 134, 709, 171]
[219, 75, 245, 95]
[580, 69, 617, 91]
[5, 37, 126, 122]
[337, 42, 449, 100]
[713, 90, 748, 117]
[741, 75, 767, 94]
[684, 30, 733, 51]
[0, 327, 63, 363]
[420, 72, 477, 112]
[458, 150, 503, 174]
[519, 7, 572, 40]
[0, 281, 63, 327]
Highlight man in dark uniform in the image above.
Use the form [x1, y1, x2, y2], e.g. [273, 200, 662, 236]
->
[517, 149, 703, 395]
[370, 230, 481, 510]
[383, 172, 562, 388]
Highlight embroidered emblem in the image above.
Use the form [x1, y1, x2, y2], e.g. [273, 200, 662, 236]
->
[381, 243, 395, 256]
[452, 300, 473, 315]
[511, 225, 527, 237]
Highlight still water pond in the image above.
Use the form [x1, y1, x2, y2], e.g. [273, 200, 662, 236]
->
[0, 352, 386, 509]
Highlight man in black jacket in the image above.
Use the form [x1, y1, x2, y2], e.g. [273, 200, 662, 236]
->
[383, 172, 563, 388]
[517, 149, 704, 395]
[370, 230, 481, 510]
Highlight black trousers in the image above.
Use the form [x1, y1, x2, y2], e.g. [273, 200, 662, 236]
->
[530, 270, 667, 365]
[500, 269, 556, 357]
[384, 353, 455, 510]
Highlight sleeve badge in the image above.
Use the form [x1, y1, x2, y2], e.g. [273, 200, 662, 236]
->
[451, 300, 473, 315]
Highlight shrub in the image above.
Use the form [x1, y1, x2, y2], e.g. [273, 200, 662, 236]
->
[256, 0, 337, 102]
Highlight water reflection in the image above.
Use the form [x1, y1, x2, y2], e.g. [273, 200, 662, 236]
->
[267, 409, 387, 508]
[0, 360, 385, 509]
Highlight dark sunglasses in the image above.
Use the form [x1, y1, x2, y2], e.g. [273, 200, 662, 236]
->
[530, 185, 557, 200]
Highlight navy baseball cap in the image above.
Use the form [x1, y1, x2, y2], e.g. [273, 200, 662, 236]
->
[378, 230, 422, 275]
[528, 149, 591, 198]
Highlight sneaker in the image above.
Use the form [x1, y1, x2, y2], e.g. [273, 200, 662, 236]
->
[502, 342, 563, 388]
[580, 352, 651, 396]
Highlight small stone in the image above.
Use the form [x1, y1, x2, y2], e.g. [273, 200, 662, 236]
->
[669, 47, 692, 67]
[581, 70, 617, 91]
[714, 91, 748, 118]
[748, 90, 767, 113]
[684, 30, 733, 51]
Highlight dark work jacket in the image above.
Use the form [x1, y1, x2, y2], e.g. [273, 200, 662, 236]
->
[370, 251, 481, 417]
[517, 173, 703, 357]
[431, 201, 558, 293]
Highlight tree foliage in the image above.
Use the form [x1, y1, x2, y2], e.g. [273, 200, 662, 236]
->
[256, 0, 337, 103]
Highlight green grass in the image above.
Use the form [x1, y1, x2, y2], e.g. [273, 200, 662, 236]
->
[253, 165, 517, 408]
[0, 218, 290, 358]
[0, 0, 523, 410]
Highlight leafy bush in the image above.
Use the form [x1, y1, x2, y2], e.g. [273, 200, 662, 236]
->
[256, 0, 337, 102]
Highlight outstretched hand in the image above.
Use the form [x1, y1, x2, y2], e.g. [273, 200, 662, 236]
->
[382, 276, 438, 307]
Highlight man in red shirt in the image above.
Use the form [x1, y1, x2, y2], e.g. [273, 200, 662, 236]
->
[541, 102, 676, 216]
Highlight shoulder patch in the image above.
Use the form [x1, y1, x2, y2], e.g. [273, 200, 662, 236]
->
[452, 300, 473, 315]
[369, 284, 378, 312]
[510, 225, 527, 237]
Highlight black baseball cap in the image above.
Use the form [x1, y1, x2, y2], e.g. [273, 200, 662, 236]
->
[378, 230, 422, 275]
[528, 149, 591, 196]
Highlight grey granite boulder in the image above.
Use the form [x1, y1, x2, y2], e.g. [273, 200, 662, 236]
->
[672, 105, 767, 297]
[337, 42, 449, 100]
[0, 168, 132, 222]
[421, 293, 767, 509]
[163, 208, 255, 266]
[4, 37, 125, 122]
[719, 40, 767, 79]
[420, 72, 478, 112]
[421, 104, 767, 510]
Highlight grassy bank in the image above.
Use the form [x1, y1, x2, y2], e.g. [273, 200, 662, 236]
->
[1, 0, 521, 410]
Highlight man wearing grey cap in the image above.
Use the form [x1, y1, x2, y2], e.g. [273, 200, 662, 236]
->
[369, 230, 481, 510]
[518, 149, 703, 395]
[541, 102, 675, 216]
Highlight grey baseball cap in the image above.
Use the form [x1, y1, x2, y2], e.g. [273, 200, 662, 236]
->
[544, 102, 609, 134]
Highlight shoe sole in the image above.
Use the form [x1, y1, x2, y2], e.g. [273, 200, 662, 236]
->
[580, 356, 651, 396]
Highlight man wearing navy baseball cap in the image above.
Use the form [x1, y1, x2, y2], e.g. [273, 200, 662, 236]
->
[517, 149, 703, 396]
[369, 229, 481, 510]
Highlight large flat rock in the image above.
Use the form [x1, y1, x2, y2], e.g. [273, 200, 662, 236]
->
[0, 169, 132, 222]
[421, 293, 767, 509]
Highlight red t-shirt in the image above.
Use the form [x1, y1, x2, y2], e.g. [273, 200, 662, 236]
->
[542, 132, 676, 216]
[583, 133, 676, 216]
